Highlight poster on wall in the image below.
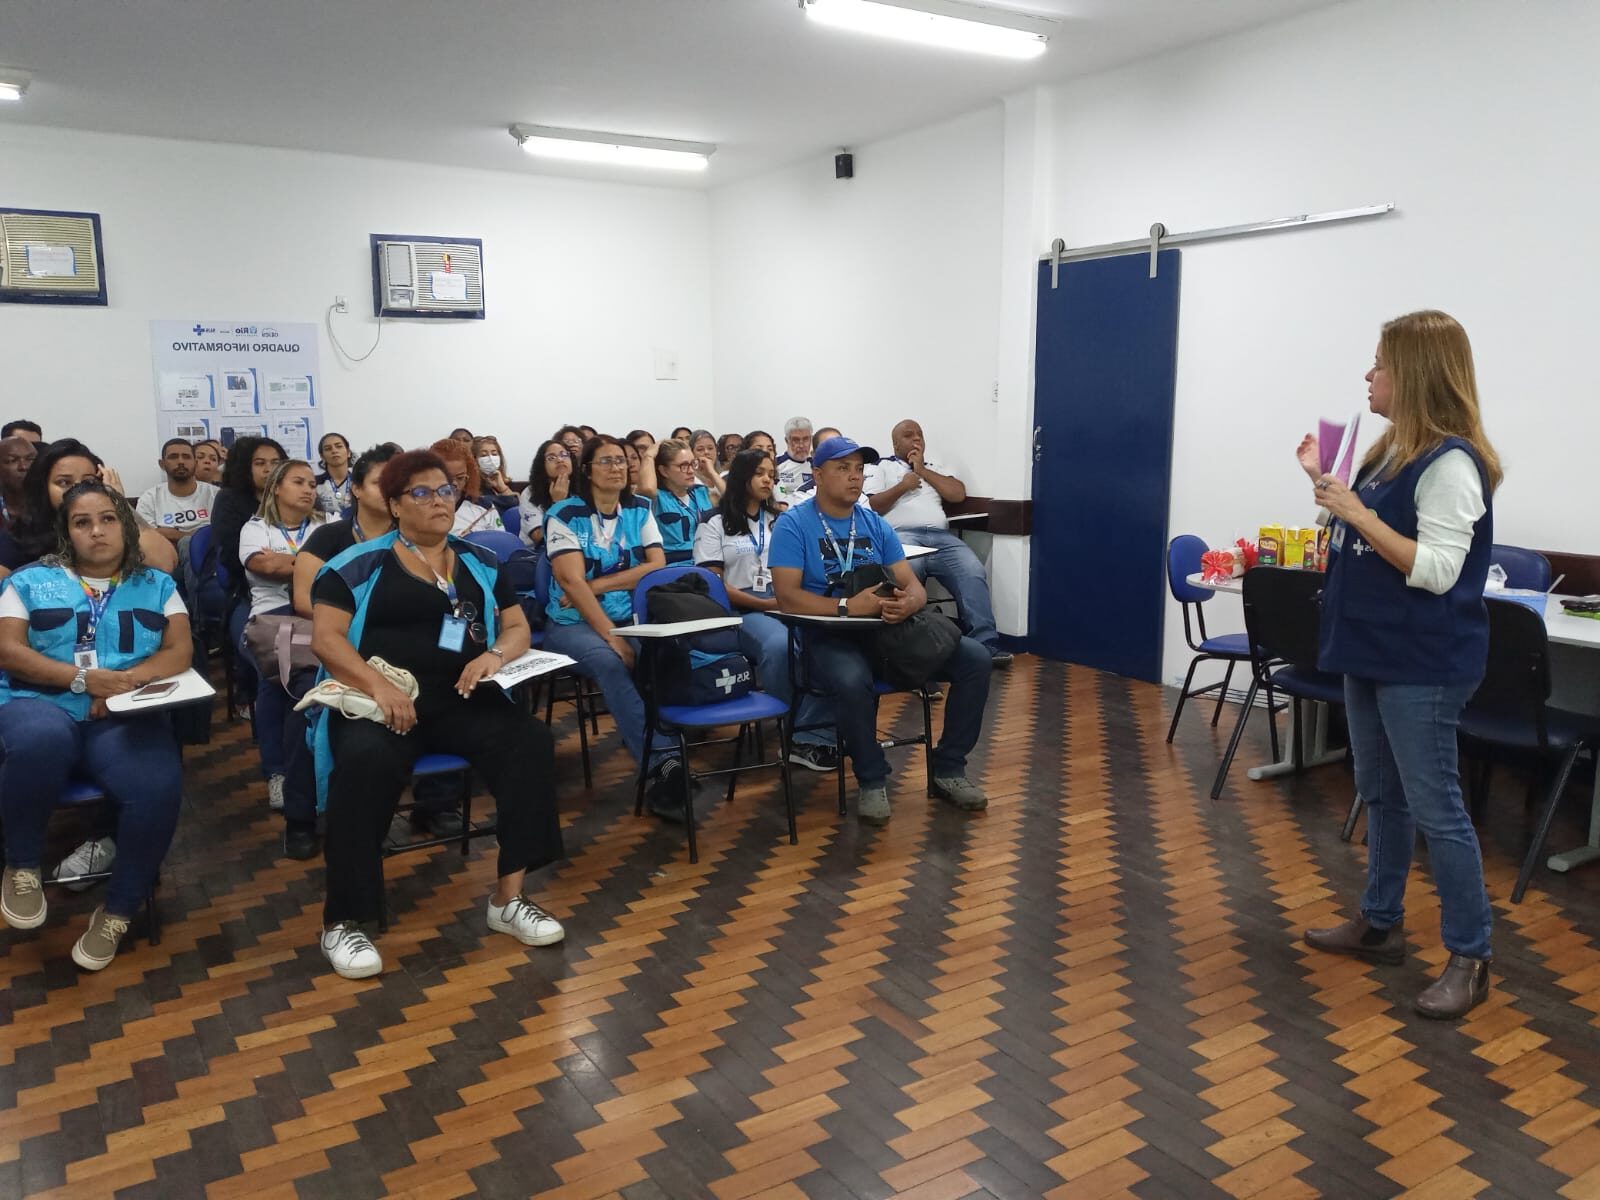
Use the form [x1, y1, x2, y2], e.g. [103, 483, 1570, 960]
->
[147, 320, 323, 462]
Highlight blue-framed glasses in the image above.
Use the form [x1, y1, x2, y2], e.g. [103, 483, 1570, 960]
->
[405, 484, 458, 503]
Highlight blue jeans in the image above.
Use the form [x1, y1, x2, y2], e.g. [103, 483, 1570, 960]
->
[238, 605, 291, 780]
[739, 611, 833, 748]
[897, 527, 999, 648]
[1345, 676, 1492, 959]
[543, 621, 674, 767]
[0, 698, 182, 917]
[805, 630, 991, 787]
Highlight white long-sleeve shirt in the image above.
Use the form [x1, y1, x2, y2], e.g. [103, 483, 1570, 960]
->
[1404, 449, 1486, 595]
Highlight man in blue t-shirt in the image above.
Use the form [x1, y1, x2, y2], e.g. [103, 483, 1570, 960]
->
[770, 436, 992, 825]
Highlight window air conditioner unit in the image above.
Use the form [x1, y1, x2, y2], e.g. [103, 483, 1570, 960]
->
[0, 207, 108, 306]
[369, 233, 485, 319]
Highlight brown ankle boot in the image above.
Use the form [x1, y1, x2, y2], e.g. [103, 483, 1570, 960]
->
[1415, 954, 1490, 1020]
[1303, 915, 1405, 965]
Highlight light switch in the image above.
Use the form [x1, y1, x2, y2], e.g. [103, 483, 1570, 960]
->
[653, 349, 679, 381]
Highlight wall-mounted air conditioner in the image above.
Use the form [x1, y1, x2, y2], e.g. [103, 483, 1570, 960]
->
[369, 234, 485, 320]
[0, 207, 107, 306]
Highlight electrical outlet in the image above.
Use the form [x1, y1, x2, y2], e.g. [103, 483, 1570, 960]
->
[334, 295, 349, 314]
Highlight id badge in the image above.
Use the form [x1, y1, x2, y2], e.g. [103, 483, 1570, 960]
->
[437, 615, 468, 653]
[752, 570, 771, 593]
[73, 642, 98, 670]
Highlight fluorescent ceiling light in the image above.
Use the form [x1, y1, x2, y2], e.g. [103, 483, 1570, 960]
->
[0, 69, 30, 102]
[509, 124, 714, 172]
[803, 0, 1053, 60]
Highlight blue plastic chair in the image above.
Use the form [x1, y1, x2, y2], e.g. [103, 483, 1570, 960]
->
[1166, 535, 1257, 742]
[501, 504, 522, 539]
[533, 552, 596, 787]
[463, 529, 524, 564]
[1490, 544, 1552, 592]
[630, 565, 795, 863]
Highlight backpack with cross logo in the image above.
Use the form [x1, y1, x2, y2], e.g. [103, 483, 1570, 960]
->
[645, 572, 756, 706]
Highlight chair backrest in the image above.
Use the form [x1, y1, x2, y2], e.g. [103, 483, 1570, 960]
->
[464, 530, 523, 563]
[188, 523, 213, 573]
[501, 504, 522, 538]
[533, 550, 553, 607]
[1468, 597, 1552, 734]
[1167, 535, 1214, 604]
[1240, 567, 1325, 671]
[632, 564, 732, 623]
[1490, 543, 1552, 592]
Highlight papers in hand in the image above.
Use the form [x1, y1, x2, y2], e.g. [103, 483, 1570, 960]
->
[1317, 412, 1362, 484]
[481, 650, 576, 690]
[105, 668, 217, 713]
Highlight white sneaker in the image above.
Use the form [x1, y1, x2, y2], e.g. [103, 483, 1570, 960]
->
[54, 837, 116, 892]
[487, 896, 565, 947]
[320, 922, 382, 979]
[267, 775, 286, 811]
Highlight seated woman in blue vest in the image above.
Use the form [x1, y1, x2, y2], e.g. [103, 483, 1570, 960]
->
[638, 438, 718, 564]
[1301, 310, 1501, 1021]
[308, 449, 564, 980]
[540, 436, 689, 815]
[0, 481, 192, 970]
[694, 448, 838, 773]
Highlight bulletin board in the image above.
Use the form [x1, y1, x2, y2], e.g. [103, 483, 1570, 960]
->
[147, 319, 324, 461]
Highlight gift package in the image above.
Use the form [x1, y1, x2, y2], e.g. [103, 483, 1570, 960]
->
[1200, 539, 1260, 582]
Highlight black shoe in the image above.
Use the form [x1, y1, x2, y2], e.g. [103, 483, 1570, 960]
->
[788, 744, 839, 773]
[283, 824, 321, 861]
[410, 808, 465, 838]
[647, 761, 702, 823]
[988, 649, 1014, 668]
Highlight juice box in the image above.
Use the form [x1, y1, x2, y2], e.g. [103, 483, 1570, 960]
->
[1282, 526, 1305, 568]
[1258, 525, 1284, 567]
[1300, 527, 1319, 569]
[1315, 525, 1331, 570]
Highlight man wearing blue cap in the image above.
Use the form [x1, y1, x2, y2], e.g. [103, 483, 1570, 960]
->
[770, 436, 992, 825]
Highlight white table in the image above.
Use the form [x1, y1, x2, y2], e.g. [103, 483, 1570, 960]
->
[773, 612, 885, 627]
[904, 544, 937, 560]
[614, 617, 743, 639]
[1188, 571, 1600, 873]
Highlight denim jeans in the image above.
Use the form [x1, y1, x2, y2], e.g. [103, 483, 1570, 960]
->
[739, 611, 833, 748]
[896, 527, 998, 648]
[237, 604, 291, 780]
[1345, 675, 1492, 959]
[0, 698, 182, 917]
[543, 620, 674, 767]
[805, 629, 991, 787]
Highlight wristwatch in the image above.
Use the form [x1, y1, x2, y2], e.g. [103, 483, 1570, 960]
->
[487, 646, 505, 660]
[70, 666, 89, 695]
[836, 597, 849, 618]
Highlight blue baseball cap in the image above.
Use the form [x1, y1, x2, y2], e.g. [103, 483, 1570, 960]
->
[812, 436, 880, 468]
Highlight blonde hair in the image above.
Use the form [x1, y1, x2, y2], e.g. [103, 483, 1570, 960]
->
[257, 459, 316, 525]
[1360, 310, 1502, 493]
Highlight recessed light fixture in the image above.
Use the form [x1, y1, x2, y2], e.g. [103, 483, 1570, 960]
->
[509, 124, 715, 172]
[802, 0, 1054, 60]
[0, 68, 31, 102]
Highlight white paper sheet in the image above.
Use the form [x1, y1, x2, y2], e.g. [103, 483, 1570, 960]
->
[25, 244, 77, 277]
[221, 370, 258, 415]
[159, 372, 216, 412]
[482, 650, 576, 691]
[273, 416, 312, 459]
[264, 376, 313, 411]
[430, 270, 468, 302]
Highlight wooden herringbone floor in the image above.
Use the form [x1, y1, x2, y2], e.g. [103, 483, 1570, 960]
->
[4, 657, 1600, 1199]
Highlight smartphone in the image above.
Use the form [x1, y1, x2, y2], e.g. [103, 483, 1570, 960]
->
[874, 582, 899, 597]
[131, 681, 180, 702]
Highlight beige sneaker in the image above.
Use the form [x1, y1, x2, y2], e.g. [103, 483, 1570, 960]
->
[72, 907, 131, 971]
[1, 866, 47, 929]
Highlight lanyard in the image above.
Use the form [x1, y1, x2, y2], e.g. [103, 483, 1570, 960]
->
[279, 518, 311, 553]
[398, 533, 458, 608]
[76, 573, 120, 640]
[818, 508, 858, 578]
[592, 510, 628, 558]
[747, 511, 768, 560]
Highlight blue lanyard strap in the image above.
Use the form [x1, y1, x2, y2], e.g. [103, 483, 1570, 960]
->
[77, 574, 120, 640]
[818, 509, 857, 579]
[279, 518, 311, 553]
[748, 511, 768, 559]
[397, 534, 459, 609]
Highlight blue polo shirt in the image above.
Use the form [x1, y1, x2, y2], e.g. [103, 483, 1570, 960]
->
[770, 497, 905, 596]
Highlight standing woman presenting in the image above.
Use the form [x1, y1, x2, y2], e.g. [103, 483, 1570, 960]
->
[1300, 309, 1501, 1020]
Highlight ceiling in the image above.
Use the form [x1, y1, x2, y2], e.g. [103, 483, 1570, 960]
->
[0, 0, 1344, 188]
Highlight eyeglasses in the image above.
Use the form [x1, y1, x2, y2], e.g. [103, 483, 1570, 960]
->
[671, 460, 697, 471]
[592, 456, 628, 468]
[404, 484, 458, 503]
[544, 451, 571, 462]
[453, 599, 487, 645]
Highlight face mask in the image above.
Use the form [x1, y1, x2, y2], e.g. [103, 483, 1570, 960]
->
[477, 454, 500, 474]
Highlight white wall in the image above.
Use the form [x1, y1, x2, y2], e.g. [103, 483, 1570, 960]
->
[0, 124, 714, 494]
[709, 106, 1005, 491]
[1044, 0, 1600, 685]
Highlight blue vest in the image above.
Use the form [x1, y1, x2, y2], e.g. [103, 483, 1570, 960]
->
[653, 485, 713, 563]
[1318, 437, 1492, 685]
[545, 496, 654, 624]
[0, 564, 177, 720]
[304, 531, 502, 811]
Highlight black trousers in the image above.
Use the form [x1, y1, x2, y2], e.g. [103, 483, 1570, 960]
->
[322, 694, 564, 926]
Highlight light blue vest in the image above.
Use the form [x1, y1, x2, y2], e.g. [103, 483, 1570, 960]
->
[0, 564, 177, 721]
[305, 531, 503, 811]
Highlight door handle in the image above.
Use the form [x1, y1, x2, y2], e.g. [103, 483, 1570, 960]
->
[1033, 426, 1043, 464]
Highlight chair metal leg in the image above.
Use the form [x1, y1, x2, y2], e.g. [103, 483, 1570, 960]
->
[1264, 682, 1280, 762]
[146, 882, 161, 946]
[836, 725, 848, 817]
[634, 713, 657, 816]
[1340, 792, 1364, 842]
[777, 718, 798, 845]
[920, 687, 935, 798]
[1211, 677, 1261, 800]
[680, 733, 698, 865]
[1167, 656, 1202, 743]
[1290, 698, 1305, 771]
[1211, 661, 1237, 727]
[459, 771, 472, 858]
[575, 681, 593, 789]
[1513, 746, 1582, 903]
[726, 724, 743, 806]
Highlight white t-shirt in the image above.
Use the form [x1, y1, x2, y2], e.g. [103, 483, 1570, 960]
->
[694, 510, 778, 594]
[136, 481, 218, 534]
[776, 455, 812, 495]
[517, 488, 546, 547]
[864, 457, 950, 531]
[0, 570, 187, 620]
[452, 499, 505, 536]
[239, 514, 329, 616]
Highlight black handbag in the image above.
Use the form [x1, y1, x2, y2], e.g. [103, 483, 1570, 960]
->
[834, 565, 964, 690]
[644, 573, 754, 705]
